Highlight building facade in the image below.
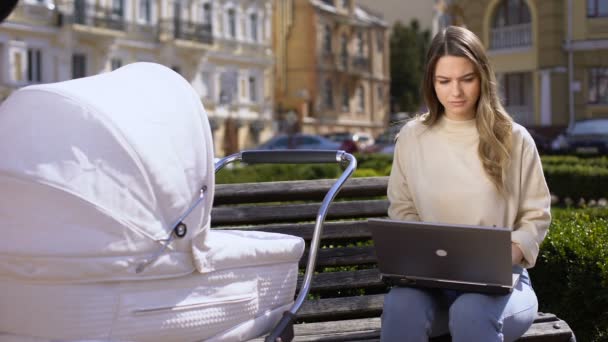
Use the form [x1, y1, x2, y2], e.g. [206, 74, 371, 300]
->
[273, 0, 390, 137]
[1, 0, 274, 157]
[447, 0, 608, 129]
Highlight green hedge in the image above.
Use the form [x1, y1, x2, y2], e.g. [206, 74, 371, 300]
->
[543, 164, 608, 201]
[531, 208, 608, 342]
[542, 155, 608, 169]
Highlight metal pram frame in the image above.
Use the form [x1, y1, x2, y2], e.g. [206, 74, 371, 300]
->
[215, 149, 357, 342]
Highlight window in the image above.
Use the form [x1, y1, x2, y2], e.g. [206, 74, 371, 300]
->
[499, 72, 531, 106]
[202, 3, 212, 24]
[250, 13, 258, 41]
[588, 0, 608, 17]
[27, 48, 42, 83]
[139, 0, 152, 23]
[112, 0, 124, 18]
[227, 8, 236, 38]
[493, 0, 531, 27]
[340, 34, 348, 66]
[342, 86, 349, 112]
[72, 53, 86, 79]
[249, 76, 257, 102]
[376, 31, 384, 52]
[357, 31, 364, 56]
[201, 71, 213, 100]
[324, 79, 333, 108]
[377, 85, 383, 104]
[491, 0, 532, 49]
[110, 58, 122, 71]
[357, 86, 365, 113]
[589, 68, 608, 104]
[74, 0, 86, 24]
[342, 0, 349, 8]
[219, 70, 238, 105]
[323, 24, 332, 54]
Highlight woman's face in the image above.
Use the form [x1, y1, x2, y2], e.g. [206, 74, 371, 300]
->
[433, 55, 481, 121]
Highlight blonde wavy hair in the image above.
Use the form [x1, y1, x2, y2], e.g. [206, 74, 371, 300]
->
[421, 26, 513, 193]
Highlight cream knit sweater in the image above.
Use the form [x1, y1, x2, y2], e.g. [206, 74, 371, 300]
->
[387, 115, 551, 268]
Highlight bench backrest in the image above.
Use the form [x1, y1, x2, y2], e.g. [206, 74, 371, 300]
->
[212, 177, 389, 322]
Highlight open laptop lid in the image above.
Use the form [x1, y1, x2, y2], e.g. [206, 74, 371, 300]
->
[368, 218, 517, 292]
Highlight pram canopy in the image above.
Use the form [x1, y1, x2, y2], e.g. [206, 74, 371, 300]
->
[0, 63, 216, 282]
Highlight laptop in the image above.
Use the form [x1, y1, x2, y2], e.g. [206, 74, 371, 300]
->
[368, 218, 521, 295]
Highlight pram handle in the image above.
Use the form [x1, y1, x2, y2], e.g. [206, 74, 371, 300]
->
[241, 150, 343, 164]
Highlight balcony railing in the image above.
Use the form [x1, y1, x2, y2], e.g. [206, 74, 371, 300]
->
[490, 23, 532, 50]
[351, 56, 370, 72]
[71, 4, 125, 31]
[336, 53, 349, 71]
[161, 20, 213, 45]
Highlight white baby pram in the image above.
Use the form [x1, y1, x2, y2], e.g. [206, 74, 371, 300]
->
[0, 63, 356, 341]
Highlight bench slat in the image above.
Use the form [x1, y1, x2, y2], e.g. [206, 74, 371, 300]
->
[216, 221, 371, 241]
[211, 200, 388, 225]
[300, 246, 376, 268]
[289, 316, 572, 342]
[299, 294, 384, 321]
[214, 177, 388, 204]
[297, 269, 383, 292]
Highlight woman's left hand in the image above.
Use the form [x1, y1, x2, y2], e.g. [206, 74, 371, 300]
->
[511, 243, 524, 265]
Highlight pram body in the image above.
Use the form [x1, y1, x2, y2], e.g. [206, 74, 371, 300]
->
[0, 63, 356, 341]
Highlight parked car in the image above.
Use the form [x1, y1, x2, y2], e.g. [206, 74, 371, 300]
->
[352, 132, 375, 150]
[552, 118, 608, 155]
[322, 132, 358, 153]
[366, 130, 398, 154]
[256, 133, 341, 150]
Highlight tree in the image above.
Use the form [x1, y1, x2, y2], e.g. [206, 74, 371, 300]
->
[390, 19, 430, 114]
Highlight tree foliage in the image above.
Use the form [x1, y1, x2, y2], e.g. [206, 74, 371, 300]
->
[390, 19, 431, 113]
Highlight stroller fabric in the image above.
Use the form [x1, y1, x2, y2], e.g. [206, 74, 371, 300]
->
[0, 63, 304, 341]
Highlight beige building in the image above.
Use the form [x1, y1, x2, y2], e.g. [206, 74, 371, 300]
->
[273, 0, 390, 136]
[445, 0, 608, 128]
[1, 0, 274, 157]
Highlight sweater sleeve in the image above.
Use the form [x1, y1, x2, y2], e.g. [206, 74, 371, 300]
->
[511, 137, 552, 268]
[387, 132, 420, 221]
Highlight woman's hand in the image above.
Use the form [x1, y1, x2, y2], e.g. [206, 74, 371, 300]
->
[511, 243, 524, 265]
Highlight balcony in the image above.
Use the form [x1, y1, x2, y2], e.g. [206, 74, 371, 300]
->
[336, 53, 349, 72]
[160, 20, 213, 45]
[351, 56, 370, 74]
[69, 4, 125, 31]
[490, 23, 532, 50]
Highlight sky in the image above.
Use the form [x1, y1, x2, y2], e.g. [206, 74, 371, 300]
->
[355, 0, 435, 31]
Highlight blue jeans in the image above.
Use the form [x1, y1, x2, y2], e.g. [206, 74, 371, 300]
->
[380, 267, 537, 342]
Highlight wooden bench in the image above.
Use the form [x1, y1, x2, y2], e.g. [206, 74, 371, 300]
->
[212, 176, 575, 342]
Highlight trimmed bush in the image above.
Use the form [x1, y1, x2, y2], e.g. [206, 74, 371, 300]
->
[531, 208, 608, 342]
[542, 155, 608, 169]
[543, 164, 608, 201]
[216, 163, 343, 184]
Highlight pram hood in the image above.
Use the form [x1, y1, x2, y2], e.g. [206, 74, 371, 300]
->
[0, 63, 215, 283]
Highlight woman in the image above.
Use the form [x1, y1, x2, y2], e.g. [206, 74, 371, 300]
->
[382, 26, 551, 342]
